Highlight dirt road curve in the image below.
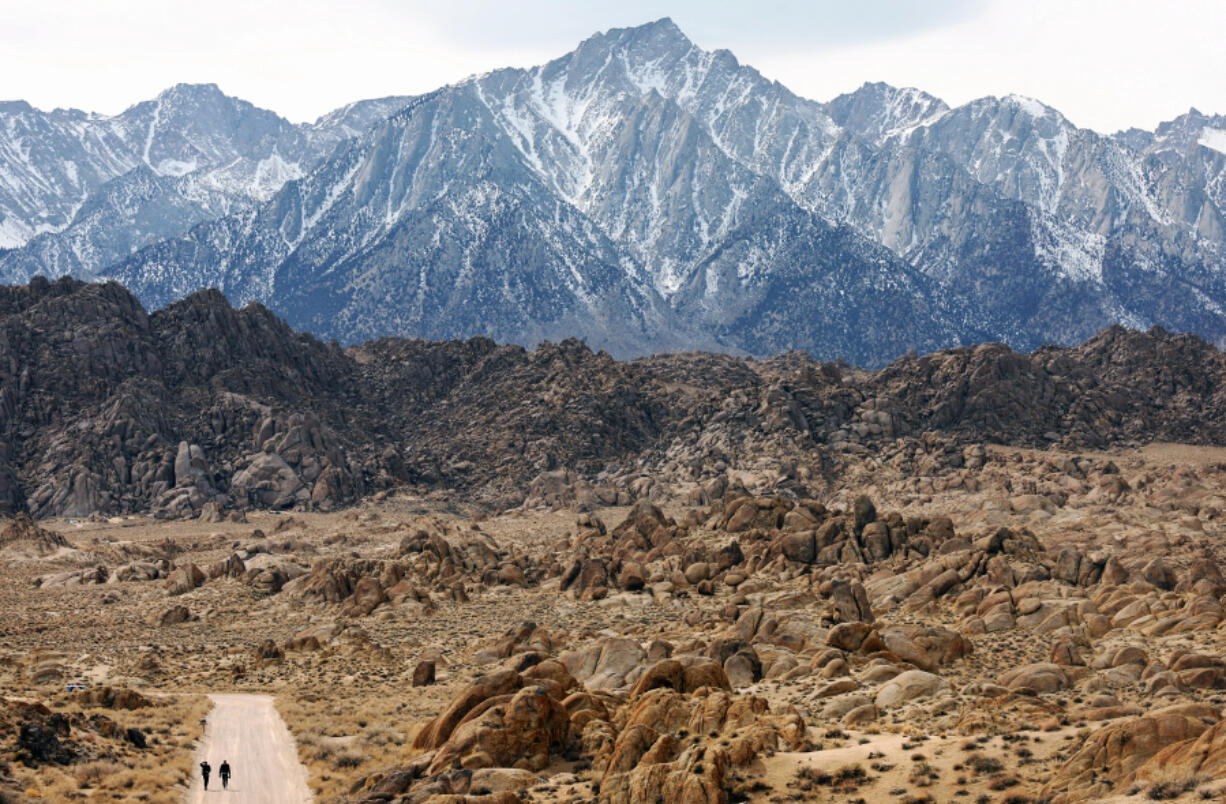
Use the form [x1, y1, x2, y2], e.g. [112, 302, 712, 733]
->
[185, 694, 312, 803]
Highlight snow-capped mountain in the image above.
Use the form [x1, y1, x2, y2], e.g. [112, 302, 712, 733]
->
[6, 19, 1226, 365]
[0, 84, 412, 276]
[101, 23, 971, 363]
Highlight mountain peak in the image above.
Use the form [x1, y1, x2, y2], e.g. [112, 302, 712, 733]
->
[624, 17, 685, 37]
[0, 100, 34, 114]
[115, 82, 239, 119]
[156, 82, 231, 104]
[1001, 93, 1058, 118]
[839, 81, 947, 109]
[592, 16, 694, 55]
[1156, 106, 1226, 131]
[826, 82, 949, 143]
[1139, 107, 1226, 153]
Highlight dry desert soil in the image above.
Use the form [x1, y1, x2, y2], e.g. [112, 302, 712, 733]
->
[5, 442, 1226, 803]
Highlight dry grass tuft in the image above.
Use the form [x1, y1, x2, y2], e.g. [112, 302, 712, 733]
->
[277, 692, 424, 801]
[2, 692, 208, 804]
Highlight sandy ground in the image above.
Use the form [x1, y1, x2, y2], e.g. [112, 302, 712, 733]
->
[186, 694, 311, 803]
[754, 726, 1083, 802]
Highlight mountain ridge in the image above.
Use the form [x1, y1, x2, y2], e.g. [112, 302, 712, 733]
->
[0, 82, 414, 265]
[2, 20, 1225, 365]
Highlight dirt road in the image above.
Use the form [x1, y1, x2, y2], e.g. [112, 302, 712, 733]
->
[185, 694, 312, 803]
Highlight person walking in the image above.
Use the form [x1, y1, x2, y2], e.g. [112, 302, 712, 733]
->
[219, 760, 231, 790]
[200, 760, 211, 790]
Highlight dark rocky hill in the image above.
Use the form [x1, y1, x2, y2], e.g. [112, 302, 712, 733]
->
[1, 277, 1224, 518]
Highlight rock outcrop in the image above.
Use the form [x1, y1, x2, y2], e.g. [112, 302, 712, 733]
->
[0, 514, 70, 557]
[5, 279, 1226, 520]
[366, 654, 806, 804]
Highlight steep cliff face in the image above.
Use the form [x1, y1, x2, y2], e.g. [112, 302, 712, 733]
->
[0, 276, 380, 517]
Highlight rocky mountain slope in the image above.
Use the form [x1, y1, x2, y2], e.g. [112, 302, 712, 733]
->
[2, 276, 1225, 519]
[0, 84, 411, 276]
[4, 20, 1226, 364]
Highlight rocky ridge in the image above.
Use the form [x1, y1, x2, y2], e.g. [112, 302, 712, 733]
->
[0, 83, 411, 270]
[3, 277, 1226, 520]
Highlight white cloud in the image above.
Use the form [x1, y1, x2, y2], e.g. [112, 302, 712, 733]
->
[416, 0, 981, 49]
[0, 0, 1221, 132]
[748, 0, 1226, 132]
[0, 0, 552, 121]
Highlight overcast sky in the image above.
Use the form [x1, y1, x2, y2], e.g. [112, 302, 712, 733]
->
[1, 0, 1222, 133]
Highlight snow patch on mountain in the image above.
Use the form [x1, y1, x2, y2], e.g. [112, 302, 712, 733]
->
[1033, 216, 1106, 283]
[1200, 128, 1226, 155]
[0, 217, 31, 250]
[155, 159, 198, 177]
[1006, 94, 1054, 119]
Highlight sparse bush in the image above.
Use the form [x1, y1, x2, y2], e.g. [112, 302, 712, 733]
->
[969, 755, 1004, 775]
[989, 774, 1020, 791]
[74, 761, 120, 787]
[333, 749, 368, 769]
[360, 725, 404, 747]
[1146, 774, 1206, 800]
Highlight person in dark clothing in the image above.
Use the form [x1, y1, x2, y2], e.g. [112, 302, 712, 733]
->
[219, 760, 231, 790]
[200, 761, 211, 790]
